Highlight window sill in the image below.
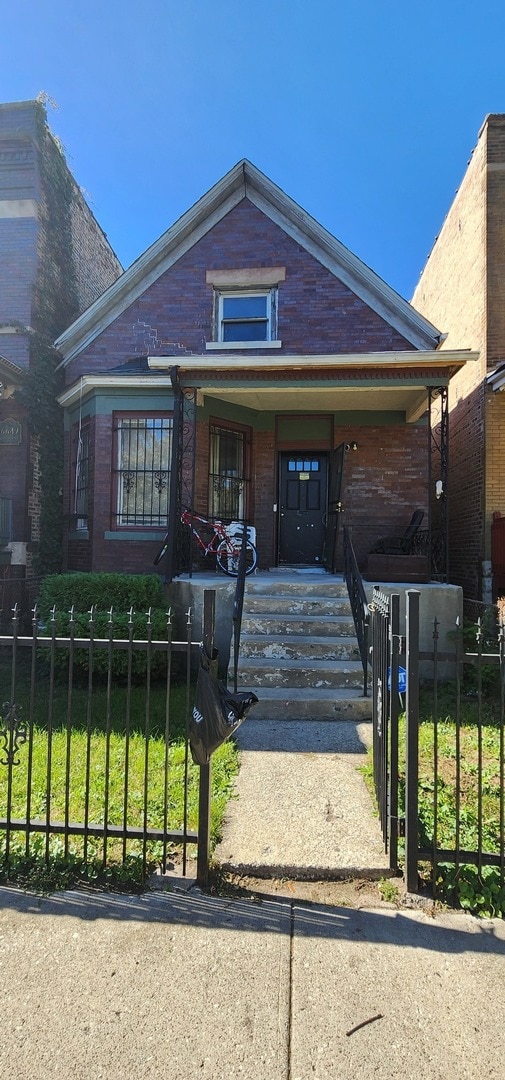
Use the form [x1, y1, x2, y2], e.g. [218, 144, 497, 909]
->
[105, 530, 167, 541]
[205, 340, 282, 351]
[69, 530, 89, 540]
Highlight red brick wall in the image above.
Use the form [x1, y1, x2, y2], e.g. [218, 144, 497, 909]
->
[66, 199, 415, 382]
[412, 124, 487, 598]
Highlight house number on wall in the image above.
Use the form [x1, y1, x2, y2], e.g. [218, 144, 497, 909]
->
[0, 418, 22, 445]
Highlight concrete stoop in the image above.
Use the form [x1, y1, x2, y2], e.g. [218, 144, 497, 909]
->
[232, 572, 372, 721]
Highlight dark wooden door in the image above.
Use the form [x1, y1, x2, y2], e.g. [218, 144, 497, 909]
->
[278, 453, 328, 564]
[323, 443, 345, 573]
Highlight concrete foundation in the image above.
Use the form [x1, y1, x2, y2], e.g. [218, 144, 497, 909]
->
[165, 572, 236, 674]
[364, 580, 463, 679]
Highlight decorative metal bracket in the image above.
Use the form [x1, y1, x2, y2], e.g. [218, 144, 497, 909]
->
[0, 701, 28, 766]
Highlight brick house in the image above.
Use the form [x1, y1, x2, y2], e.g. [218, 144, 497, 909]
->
[54, 161, 474, 581]
[412, 114, 505, 601]
[0, 99, 122, 585]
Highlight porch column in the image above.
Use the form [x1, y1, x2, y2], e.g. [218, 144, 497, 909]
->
[165, 368, 197, 582]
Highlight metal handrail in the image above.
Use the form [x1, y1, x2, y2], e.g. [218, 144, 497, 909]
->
[343, 525, 370, 696]
[232, 523, 249, 692]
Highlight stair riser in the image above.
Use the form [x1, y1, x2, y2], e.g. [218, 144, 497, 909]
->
[244, 597, 351, 616]
[249, 698, 373, 721]
[241, 616, 356, 637]
[235, 668, 364, 690]
[240, 640, 360, 661]
[245, 580, 348, 598]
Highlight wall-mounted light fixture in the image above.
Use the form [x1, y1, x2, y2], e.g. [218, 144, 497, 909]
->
[435, 479, 443, 500]
[345, 442, 358, 452]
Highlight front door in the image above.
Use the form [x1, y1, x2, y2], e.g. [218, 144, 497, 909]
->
[278, 453, 328, 564]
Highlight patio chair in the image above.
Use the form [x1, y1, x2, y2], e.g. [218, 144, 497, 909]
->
[370, 509, 425, 556]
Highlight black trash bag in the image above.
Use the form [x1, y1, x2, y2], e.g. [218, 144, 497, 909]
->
[190, 644, 258, 766]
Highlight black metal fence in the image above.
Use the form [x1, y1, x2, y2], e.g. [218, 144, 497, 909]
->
[0, 574, 42, 632]
[369, 589, 400, 870]
[0, 599, 211, 885]
[370, 587, 505, 910]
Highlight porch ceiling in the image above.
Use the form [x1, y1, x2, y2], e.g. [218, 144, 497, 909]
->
[199, 384, 431, 420]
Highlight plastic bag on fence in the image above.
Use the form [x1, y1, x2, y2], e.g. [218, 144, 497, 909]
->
[190, 644, 258, 766]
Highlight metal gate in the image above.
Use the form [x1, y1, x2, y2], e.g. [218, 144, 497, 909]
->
[369, 587, 401, 871]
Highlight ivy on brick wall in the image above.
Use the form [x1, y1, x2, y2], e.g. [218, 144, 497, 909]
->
[20, 104, 80, 575]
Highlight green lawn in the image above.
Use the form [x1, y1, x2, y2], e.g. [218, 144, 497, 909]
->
[0, 667, 240, 891]
[363, 688, 505, 916]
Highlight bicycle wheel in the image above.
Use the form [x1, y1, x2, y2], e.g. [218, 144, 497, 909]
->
[153, 532, 170, 565]
[216, 539, 257, 576]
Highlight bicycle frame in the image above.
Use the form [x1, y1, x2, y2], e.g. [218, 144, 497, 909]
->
[155, 509, 257, 575]
[180, 509, 227, 555]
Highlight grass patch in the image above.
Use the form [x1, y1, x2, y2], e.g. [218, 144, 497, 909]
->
[0, 657, 240, 892]
[363, 686, 505, 917]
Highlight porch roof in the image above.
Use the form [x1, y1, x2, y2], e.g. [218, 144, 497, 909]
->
[148, 349, 478, 422]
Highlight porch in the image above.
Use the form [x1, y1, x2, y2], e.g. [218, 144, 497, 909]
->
[156, 353, 475, 587]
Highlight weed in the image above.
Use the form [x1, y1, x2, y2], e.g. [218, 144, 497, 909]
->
[378, 877, 400, 904]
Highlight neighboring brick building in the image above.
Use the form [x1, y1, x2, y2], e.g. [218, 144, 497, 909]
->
[412, 114, 505, 601]
[0, 99, 122, 581]
[55, 161, 474, 580]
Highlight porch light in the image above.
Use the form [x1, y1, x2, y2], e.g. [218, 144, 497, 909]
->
[435, 480, 443, 500]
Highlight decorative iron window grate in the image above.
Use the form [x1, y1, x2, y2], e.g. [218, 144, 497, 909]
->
[115, 416, 173, 527]
[209, 424, 248, 521]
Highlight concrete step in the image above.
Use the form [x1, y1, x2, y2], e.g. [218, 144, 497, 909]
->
[239, 634, 360, 661]
[235, 657, 365, 690]
[240, 613, 356, 637]
[245, 576, 348, 598]
[243, 687, 372, 722]
[231, 573, 366, 722]
[243, 595, 352, 616]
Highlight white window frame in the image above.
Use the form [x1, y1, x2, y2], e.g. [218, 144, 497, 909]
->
[206, 288, 281, 350]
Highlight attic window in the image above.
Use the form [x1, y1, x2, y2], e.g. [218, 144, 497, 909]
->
[219, 291, 272, 342]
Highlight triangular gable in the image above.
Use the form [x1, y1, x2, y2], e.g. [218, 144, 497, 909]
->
[55, 160, 441, 365]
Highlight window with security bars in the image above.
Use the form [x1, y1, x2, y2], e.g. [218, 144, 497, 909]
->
[115, 416, 173, 527]
[209, 424, 248, 520]
[0, 496, 12, 547]
[73, 425, 89, 530]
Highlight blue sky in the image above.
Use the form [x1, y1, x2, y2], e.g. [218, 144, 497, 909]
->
[2, 1, 505, 298]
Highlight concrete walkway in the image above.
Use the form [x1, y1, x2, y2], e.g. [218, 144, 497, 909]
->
[1, 883, 504, 1079]
[214, 718, 390, 879]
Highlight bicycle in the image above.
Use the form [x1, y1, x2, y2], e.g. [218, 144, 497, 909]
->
[154, 509, 258, 576]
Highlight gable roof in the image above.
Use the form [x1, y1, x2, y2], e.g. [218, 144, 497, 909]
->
[55, 159, 442, 365]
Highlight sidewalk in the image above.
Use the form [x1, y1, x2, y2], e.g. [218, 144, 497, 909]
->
[1, 882, 504, 1079]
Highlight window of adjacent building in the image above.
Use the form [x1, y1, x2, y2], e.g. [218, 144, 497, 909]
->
[73, 425, 89, 530]
[217, 290, 276, 342]
[0, 496, 12, 546]
[115, 416, 173, 527]
[209, 423, 250, 520]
